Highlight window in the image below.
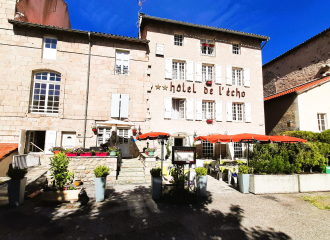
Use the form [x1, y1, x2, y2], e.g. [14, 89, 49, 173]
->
[234, 142, 243, 158]
[43, 37, 57, 60]
[115, 51, 129, 75]
[202, 140, 213, 158]
[174, 34, 183, 46]
[201, 39, 215, 56]
[172, 61, 185, 80]
[232, 103, 243, 121]
[97, 128, 112, 146]
[232, 68, 242, 86]
[172, 99, 185, 119]
[202, 101, 214, 120]
[318, 114, 327, 131]
[232, 44, 240, 55]
[202, 65, 213, 82]
[31, 72, 61, 113]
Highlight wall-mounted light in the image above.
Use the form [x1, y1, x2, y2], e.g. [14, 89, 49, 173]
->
[287, 120, 294, 127]
[138, 125, 142, 135]
[193, 130, 197, 139]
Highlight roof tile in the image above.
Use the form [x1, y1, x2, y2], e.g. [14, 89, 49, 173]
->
[0, 143, 18, 162]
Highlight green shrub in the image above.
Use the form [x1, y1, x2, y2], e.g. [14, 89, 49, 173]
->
[165, 141, 172, 160]
[94, 165, 110, 178]
[6, 167, 27, 180]
[49, 152, 74, 189]
[170, 167, 185, 185]
[195, 167, 207, 176]
[238, 165, 251, 174]
[150, 167, 161, 178]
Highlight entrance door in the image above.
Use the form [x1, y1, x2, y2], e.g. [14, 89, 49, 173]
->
[117, 128, 130, 157]
[62, 133, 76, 149]
[174, 138, 183, 146]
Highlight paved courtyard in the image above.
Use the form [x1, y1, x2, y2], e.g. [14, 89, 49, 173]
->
[0, 173, 330, 239]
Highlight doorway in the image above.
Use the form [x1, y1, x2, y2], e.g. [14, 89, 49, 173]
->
[174, 138, 183, 146]
[117, 128, 130, 158]
[26, 131, 46, 153]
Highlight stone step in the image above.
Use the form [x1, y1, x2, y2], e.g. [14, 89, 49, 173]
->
[116, 180, 148, 184]
[119, 171, 145, 177]
[117, 176, 146, 181]
[120, 168, 144, 172]
[121, 165, 144, 168]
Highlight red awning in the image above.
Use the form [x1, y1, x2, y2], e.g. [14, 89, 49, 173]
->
[194, 134, 225, 142]
[269, 135, 307, 143]
[199, 133, 271, 144]
[136, 132, 171, 140]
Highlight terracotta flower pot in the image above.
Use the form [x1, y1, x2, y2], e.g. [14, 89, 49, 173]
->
[53, 150, 61, 155]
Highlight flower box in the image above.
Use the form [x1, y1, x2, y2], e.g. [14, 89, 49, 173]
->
[208, 44, 215, 47]
[65, 152, 78, 157]
[80, 152, 92, 157]
[206, 119, 213, 124]
[95, 152, 108, 157]
[206, 81, 212, 86]
[202, 43, 208, 47]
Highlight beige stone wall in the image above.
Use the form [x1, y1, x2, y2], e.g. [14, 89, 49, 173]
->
[263, 29, 330, 97]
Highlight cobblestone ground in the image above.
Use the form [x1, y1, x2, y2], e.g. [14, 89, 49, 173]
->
[0, 174, 330, 239]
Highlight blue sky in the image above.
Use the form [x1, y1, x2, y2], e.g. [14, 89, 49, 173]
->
[65, 0, 330, 64]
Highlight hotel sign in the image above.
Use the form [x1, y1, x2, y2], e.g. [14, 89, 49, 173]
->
[172, 147, 196, 164]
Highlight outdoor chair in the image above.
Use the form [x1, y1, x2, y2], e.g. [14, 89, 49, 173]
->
[208, 162, 217, 175]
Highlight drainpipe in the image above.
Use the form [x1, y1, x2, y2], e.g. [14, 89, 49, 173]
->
[83, 32, 91, 148]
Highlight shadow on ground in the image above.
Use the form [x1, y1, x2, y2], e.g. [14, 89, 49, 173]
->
[0, 185, 291, 240]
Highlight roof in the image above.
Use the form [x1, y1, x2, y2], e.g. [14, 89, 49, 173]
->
[0, 143, 18, 162]
[264, 27, 330, 67]
[8, 19, 149, 44]
[264, 76, 330, 101]
[140, 14, 269, 41]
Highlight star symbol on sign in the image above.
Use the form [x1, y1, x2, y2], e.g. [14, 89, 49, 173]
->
[163, 85, 168, 90]
[155, 84, 161, 90]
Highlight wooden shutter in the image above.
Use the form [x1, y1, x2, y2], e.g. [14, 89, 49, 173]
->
[215, 64, 222, 84]
[186, 98, 194, 120]
[156, 44, 164, 55]
[216, 101, 222, 121]
[245, 103, 251, 123]
[45, 130, 57, 154]
[18, 129, 26, 155]
[120, 94, 129, 118]
[244, 68, 250, 87]
[164, 97, 172, 119]
[186, 61, 194, 81]
[195, 62, 202, 82]
[196, 99, 202, 120]
[226, 65, 232, 85]
[226, 101, 232, 122]
[111, 93, 120, 118]
[165, 58, 172, 79]
[123, 51, 129, 74]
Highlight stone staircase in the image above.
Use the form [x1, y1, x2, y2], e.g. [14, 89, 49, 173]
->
[116, 158, 148, 184]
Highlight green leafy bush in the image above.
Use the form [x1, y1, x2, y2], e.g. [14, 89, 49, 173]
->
[150, 168, 161, 178]
[94, 165, 110, 178]
[170, 167, 185, 185]
[6, 167, 27, 180]
[238, 165, 251, 174]
[195, 167, 207, 176]
[49, 152, 74, 189]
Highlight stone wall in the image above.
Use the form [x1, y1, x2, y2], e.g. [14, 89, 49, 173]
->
[68, 157, 117, 184]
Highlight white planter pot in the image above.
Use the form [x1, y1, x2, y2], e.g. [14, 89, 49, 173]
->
[238, 173, 250, 194]
[8, 177, 27, 206]
[249, 174, 299, 194]
[197, 175, 208, 197]
[95, 177, 106, 202]
[151, 177, 162, 199]
[298, 174, 330, 192]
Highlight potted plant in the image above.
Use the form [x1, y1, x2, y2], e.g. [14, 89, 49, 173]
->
[65, 148, 80, 157]
[108, 146, 119, 156]
[94, 165, 110, 202]
[206, 80, 212, 86]
[201, 42, 208, 47]
[150, 167, 162, 200]
[132, 128, 137, 136]
[6, 166, 28, 206]
[80, 149, 92, 157]
[206, 119, 213, 124]
[238, 165, 251, 194]
[195, 167, 208, 197]
[147, 147, 157, 156]
[208, 43, 215, 48]
[92, 126, 97, 134]
[50, 147, 63, 155]
[95, 148, 108, 157]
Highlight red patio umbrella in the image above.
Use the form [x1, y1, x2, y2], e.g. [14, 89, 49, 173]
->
[136, 132, 171, 140]
[270, 135, 307, 143]
[194, 134, 225, 142]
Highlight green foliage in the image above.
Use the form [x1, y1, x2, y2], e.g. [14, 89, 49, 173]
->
[165, 141, 172, 160]
[170, 167, 185, 185]
[150, 167, 161, 178]
[6, 167, 27, 180]
[238, 165, 251, 174]
[49, 152, 74, 189]
[94, 165, 110, 178]
[195, 167, 207, 176]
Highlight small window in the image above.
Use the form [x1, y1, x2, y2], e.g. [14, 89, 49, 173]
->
[172, 99, 185, 119]
[43, 37, 57, 60]
[232, 44, 240, 55]
[201, 39, 215, 56]
[202, 65, 214, 82]
[202, 101, 214, 120]
[172, 61, 185, 80]
[232, 68, 242, 86]
[232, 103, 243, 122]
[174, 34, 183, 46]
[318, 113, 327, 131]
[202, 140, 213, 158]
[116, 51, 129, 75]
[234, 142, 243, 158]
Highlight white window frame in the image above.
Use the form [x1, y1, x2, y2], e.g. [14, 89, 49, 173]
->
[317, 113, 327, 131]
[172, 98, 185, 120]
[172, 61, 185, 80]
[232, 103, 243, 122]
[43, 37, 57, 60]
[115, 50, 130, 75]
[232, 43, 240, 55]
[232, 68, 243, 86]
[200, 39, 215, 56]
[202, 65, 214, 82]
[97, 128, 112, 146]
[202, 101, 214, 120]
[31, 71, 61, 114]
[234, 142, 243, 159]
[174, 34, 183, 46]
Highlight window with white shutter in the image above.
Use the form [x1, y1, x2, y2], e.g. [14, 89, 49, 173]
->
[232, 68, 242, 86]
[244, 68, 250, 87]
[120, 94, 129, 118]
[195, 62, 202, 82]
[45, 130, 57, 154]
[172, 99, 185, 119]
[43, 37, 57, 60]
[202, 101, 214, 120]
[186, 61, 194, 81]
[202, 65, 213, 82]
[216, 101, 222, 121]
[111, 94, 120, 118]
[115, 51, 129, 75]
[196, 99, 202, 120]
[245, 103, 251, 123]
[165, 58, 172, 79]
[226, 101, 232, 122]
[232, 103, 243, 122]
[164, 97, 172, 119]
[215, 65, 222, 84]
[111, 94, 129, 118]
[186, 98, 194, 120]
[172, 61, 185, 80]
[226, 66, 232, 85]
